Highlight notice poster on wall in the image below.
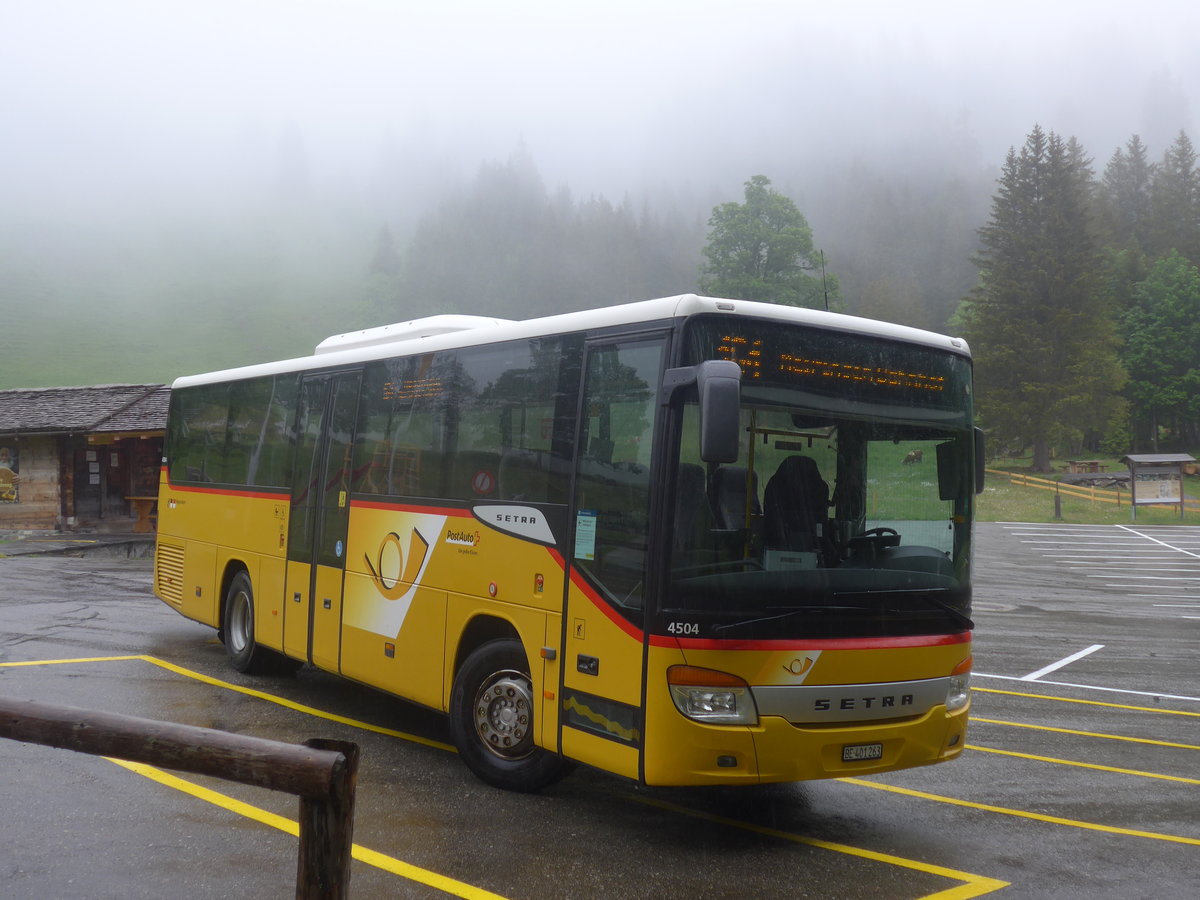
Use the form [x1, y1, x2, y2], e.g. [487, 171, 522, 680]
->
[0, 445, 18, 503]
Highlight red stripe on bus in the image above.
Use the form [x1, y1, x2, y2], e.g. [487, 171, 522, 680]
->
[162, 482, 288, 501]
[648, 631, 972, 651]
[567, 566, 644, 641]
[350, 498, 473, 517]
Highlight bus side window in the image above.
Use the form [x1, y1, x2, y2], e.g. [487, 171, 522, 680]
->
[225, 374, 299, 488]
[353, 357, 445, 499]
[499, 449, 549, 502]
[451, 338, 571, 505]
[168, 383, 229, 484]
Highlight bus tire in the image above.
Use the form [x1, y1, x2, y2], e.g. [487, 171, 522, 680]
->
[449, 638, 569, 793]
[223, 571, 272, 674]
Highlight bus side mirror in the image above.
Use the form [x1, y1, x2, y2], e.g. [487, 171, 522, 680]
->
[697, 360, 742, 463]
[937, 426, 986, 500]
[974, 426, 985, 494]
[662, 360, 742, 464]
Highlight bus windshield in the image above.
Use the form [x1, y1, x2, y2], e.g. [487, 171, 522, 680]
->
[663, 318, 975, 640]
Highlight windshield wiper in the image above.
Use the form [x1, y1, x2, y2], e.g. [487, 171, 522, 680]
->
[711, 595, 972, 637]
[917, 595, 974, 630]
[711, 606, 864, 637]
[883, 595, 974, 630]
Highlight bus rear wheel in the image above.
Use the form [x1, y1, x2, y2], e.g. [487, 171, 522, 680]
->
[450, 639, 569, 792]
[223, 571, 274, 674]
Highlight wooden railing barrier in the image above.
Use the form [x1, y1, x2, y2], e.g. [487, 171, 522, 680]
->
[0, 697, 359, 899]
[984, 467, 1200, 510]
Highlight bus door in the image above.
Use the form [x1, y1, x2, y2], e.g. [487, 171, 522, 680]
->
[284, 370, 361, 671]
[561, 336, 665, 779]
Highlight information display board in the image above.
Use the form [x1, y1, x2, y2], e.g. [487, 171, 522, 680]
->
[1121, 454, 1196, 520]
[1131, 468, 1182, 504]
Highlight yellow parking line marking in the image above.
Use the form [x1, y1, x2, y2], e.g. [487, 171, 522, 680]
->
[108, 759, 508, 900]
[841, 778, 1200, 846]
[0, 655, 143, 667]
[139, 655, 456, 752]
[972, 717, 1200, 751]
[629, 794, 1009, 899]
[12, 654, 1008, 898]
[0, 654, 455, 753]
[973, 687, 1200, 717]
[966, 744, 1200, 784]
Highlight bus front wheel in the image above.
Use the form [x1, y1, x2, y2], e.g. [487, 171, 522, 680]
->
[450, 639, 569, 792]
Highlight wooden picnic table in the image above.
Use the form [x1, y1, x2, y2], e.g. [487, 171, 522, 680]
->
[1067, 460, 1106, 473]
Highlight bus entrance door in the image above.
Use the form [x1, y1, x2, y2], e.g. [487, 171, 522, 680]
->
[284, 371, 361, 670]
[560, 337, 664, 781]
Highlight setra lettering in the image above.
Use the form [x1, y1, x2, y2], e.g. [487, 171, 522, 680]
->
[815, 693, 916, 712]
[496, 513, 538, 525]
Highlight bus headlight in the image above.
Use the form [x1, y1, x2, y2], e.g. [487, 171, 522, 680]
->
[946, 657, 972, 712]
[667, 665, 758, 725]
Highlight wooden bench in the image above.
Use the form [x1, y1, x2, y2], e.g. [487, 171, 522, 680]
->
[125, 496, 158, 533]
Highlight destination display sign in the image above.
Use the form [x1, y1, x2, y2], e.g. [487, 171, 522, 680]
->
[715, 332, 946, 394]
[684, 317, 969, 412]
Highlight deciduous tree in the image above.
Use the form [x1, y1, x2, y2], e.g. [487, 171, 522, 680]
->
[699, 175, 838, 309]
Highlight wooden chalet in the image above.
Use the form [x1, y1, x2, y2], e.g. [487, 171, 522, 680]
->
[0, 384, 169, 532]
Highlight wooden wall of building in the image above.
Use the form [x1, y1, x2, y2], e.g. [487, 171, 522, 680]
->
[0, 436, 61, 530]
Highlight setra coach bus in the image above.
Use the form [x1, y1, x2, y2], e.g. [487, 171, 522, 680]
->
[153, 294, 983, 791]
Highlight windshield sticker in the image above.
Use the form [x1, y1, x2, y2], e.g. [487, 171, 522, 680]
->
[574, 510, 597, 560]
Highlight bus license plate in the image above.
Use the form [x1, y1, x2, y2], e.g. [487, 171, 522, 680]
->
[842, 742, 883, 762]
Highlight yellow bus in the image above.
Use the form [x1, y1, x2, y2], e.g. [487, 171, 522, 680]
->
[154, 294, 982, 791]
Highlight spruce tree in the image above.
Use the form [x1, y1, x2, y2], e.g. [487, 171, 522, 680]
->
[1120, 252, 1200, 449]
[961, 126, 1126, 472]
[1101, 135, 1156, 255]
[1148, 131, 1200, 264]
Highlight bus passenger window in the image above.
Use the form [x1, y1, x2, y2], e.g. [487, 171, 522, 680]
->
[167, 383, 230, 484]
[451, 338, 572, 504]
[225, 375, 299, 488]
[352, 356, 446, 499]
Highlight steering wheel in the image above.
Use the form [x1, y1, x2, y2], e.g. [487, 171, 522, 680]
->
[848, 527, 901, 552]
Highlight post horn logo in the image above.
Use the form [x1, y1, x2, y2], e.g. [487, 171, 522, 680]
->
[364, 529, 430, 600]
[783, 655, 817, 677]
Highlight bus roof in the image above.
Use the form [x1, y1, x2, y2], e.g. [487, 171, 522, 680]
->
[171, 294, 971, 389]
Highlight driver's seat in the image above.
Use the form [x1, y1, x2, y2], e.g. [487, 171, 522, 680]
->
[763, 455, 830, 559]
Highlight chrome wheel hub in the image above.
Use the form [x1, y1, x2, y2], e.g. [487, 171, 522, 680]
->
[474, 670, 534, 759]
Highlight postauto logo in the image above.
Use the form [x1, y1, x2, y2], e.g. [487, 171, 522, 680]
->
[363, 529, 430, 600]
[444, 527, 481, 547]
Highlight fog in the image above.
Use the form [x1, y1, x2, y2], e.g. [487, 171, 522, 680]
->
[6, 0, 1195, 209]
[2, 0, 1198, 385]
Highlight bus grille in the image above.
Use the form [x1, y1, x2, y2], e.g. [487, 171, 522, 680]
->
[155, 543, 185, 604]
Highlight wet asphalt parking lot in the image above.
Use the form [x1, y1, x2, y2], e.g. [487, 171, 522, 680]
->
[1, 521, 1197, 899]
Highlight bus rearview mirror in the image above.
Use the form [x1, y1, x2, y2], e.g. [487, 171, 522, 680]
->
[696, 360, 742, 463]
[974, 426, 985, 494]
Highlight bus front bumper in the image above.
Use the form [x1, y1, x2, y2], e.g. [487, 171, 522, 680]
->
[641, 702, 969, 787]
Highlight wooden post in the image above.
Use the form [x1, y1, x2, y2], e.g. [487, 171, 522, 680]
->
[297, 739, 360, 900]
[0, 698, 358, 898]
